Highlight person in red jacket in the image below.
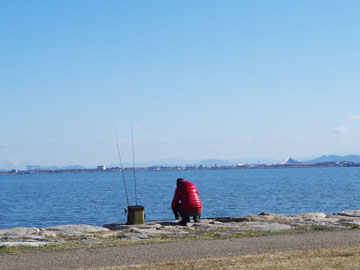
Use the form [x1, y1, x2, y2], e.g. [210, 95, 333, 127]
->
[171, 178, 202, 225]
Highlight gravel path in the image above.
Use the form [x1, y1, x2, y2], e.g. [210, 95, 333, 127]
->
[1, 230, 360, 270]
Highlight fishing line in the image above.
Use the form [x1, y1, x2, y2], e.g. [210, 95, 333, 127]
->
[113, 125, 129, 207]
[131, 121, 138, 206]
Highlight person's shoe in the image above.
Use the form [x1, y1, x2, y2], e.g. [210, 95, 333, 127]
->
[193, 216, 201, 223]
[178, 220, 187, 226]
[178, 217, 190, 226]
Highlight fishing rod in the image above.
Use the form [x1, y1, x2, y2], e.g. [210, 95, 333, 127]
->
[114, 122, 144, 225]
[113, 125, 130, 207]
[131, 121, 138, 206]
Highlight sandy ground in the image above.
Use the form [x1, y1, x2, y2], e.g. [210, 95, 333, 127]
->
[1, 230, 360, 270]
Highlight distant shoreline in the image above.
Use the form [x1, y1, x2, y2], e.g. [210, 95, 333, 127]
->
[1, 161, 360, 175]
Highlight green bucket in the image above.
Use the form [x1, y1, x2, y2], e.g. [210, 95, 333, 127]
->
[127, 205, 145, 225]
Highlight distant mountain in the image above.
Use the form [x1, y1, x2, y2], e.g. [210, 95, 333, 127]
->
[140, 157, 198, 167]
[14, 155, 360, 172]
[229, 158, 281, 165]
[39, 165, 88, 171]
[107, 157, 198, 168]
[62, 165, 88, 170]
[306, 155, 360, 164]
[196, 159, 234, 166]
[279, 157, 303, 165]
[39, 166, 60, 170]
[108, 157, 283, 168]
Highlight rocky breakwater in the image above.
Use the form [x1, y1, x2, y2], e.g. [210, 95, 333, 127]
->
[1, 210, 360, 248]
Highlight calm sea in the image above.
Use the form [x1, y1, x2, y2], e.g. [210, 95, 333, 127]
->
[1, 167, 360, 229]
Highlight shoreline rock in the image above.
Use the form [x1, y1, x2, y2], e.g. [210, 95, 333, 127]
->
[2, 210, 360, 248]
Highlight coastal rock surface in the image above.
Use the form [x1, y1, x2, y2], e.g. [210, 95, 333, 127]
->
[2, 210, 360, 248]
[0, 225, 109, 247]
[0, 227, 40, 239]
[334, 210, 360, 217]
[41, 224, 110, 237]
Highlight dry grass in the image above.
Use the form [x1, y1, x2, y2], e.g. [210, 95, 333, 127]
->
[84, 246, 360, 270]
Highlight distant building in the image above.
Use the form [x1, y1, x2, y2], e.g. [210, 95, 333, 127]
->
[97, 165, 106, 171]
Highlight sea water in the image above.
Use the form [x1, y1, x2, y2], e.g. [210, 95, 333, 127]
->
[1, 167, 360, 229]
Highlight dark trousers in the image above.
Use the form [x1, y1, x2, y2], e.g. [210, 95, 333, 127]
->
[176, 203, 201, 222]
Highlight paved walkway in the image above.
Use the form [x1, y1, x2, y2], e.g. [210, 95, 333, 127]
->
[1, 230, 360, 270]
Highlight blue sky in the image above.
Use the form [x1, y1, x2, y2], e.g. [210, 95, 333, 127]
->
[1, 0, 360, 169]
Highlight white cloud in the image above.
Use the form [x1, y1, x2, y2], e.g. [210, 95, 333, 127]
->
[335, 126, 349, 134]
[348, 115, 360, 120]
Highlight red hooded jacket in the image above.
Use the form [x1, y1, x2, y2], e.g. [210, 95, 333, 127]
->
[171, 180, 202, 215]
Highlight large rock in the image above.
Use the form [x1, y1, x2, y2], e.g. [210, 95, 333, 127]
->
[334, 210, 360, 217]
[118, 233, 150, 241]
[301, 212, 327, 219]
[103, 223, 133, 231]
[42, 225, 110, 236]
[0, 238, 65, 247]
[245, 214, 304, 224]
[0, 227, 40, 239]
[104, 223, 163, 231]
[238, 222, 292, 232]
[0, 241, 49, 247]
